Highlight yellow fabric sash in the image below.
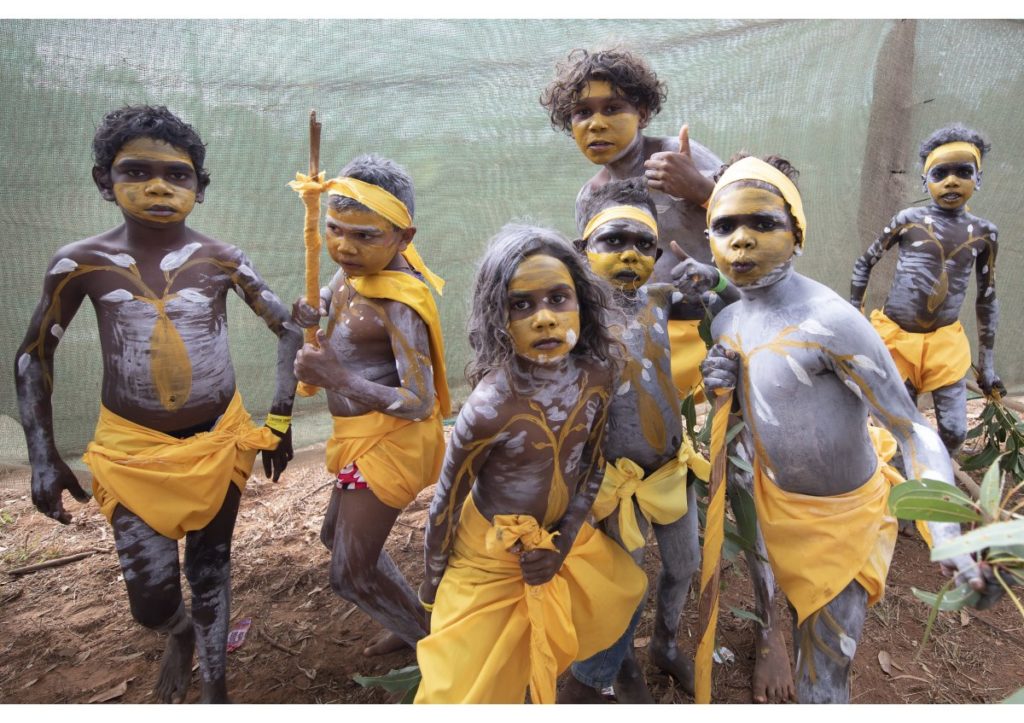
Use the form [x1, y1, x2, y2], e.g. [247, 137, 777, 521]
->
[753, 438, 898, 626]
[83, 390, 278, 539]
[668, 318, 707, 403]
[326, 400, 445, 510]
[414, 495, 646, 704]
[695, 392, 732, 704]
[582, 205, 659, 241]
[924, 141, 982, 173]
[591, 435, 708, 552]
[869, 309, 972, 393]
[707, 156, 807, 246]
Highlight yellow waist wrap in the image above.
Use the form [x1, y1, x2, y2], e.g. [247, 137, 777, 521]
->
[869, 309, 972, 393]
[326, 400, 444, 510]
[667, 318, 707, 403]
[83, 390, 278, 539]
[753, 433, 900, 626]
[415, 495, 647, 704]
[591, 435, 709, 552]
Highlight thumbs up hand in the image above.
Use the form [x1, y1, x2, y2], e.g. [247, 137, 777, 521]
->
[643, 124, 714, 206]
[670, 240, 722, 303]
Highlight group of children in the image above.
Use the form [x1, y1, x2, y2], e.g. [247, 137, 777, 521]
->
[14, 47, 1005, 705]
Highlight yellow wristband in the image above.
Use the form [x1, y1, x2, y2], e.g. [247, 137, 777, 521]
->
[419, 597, 434, 613]
[265, 413, 292, 434]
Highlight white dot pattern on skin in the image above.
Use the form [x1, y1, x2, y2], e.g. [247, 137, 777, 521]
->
[671, 292, 683, 304]
[100, 288, 134, 303]
[617, 381, 631, 396]
[798, 319, 833, 337]
[924, 216, 933, 224]
[913, 422, 943, 453]
[884, 227, 891, 234]
[851, 354, 887, 378]
[785, 355, 812, 386]
[967, 224, 974, 233]
[96, 251, 136, 268]
[159, 242, 202, 271]
[177, 288, 209, 303]
[50, 324, 64, 339]
[912, 241, 925, 247]
[843, 379, 863, 400]
[237, 264, 257, 280]
[17, 353, 30, 375]
[985, 286, 994, 297]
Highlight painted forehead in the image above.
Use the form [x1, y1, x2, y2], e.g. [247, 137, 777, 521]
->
[325, 205, 391, 229]
[927, 148, 979, 168]
[709, 184, 788, 216]
[113, 137, 193, 167]
[508, 254, 576, 292]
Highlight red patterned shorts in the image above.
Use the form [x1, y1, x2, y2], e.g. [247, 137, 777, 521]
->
[335, 462, 369, 491]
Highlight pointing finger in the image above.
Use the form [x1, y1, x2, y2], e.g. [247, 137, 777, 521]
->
[670, 240, 690, 261]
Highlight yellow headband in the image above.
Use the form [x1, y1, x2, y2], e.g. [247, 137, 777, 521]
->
[582, 205, 659, 241]
[325, 176, 413, 229]
[923, 142, 982, 174]
[707, 156, 807, 246]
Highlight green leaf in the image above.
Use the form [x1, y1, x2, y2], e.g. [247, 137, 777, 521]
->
[911, 583, 980, 611]
[729, 484, 758, 549]
[1002, 686, 1024, 704]
[980, 457, 1005, 523]
[727, 606, 766, 627]
[888, 479, 982, 523]
[960, 445, 1001, 472]
[931, 519, 1024, 560]
[698, 312, 714, 349]
[728, 454, 753, 474]
[353, 665, 422, 696]
[725, 420, 746, 445]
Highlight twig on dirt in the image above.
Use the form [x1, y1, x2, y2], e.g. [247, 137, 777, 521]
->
[5, 548, 107, 576]
[961, 610, 1024, 647]
[338, 604, 359, 622]
[1, 588, 24, 606]
[304, 481, 334, 500]
[260, 627, 302, 656]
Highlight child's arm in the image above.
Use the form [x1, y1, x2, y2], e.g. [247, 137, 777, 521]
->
[821, 302, 986, 592]
[228, 249, 304, 480]
[973, 225, 1004, 396]
[294, 301, 436, 421]
[14, 248, 92, 522]
[849, 215, 904, 311]
[666, 240, 740, 313]
[520, 388, 610, 585]
[420, 391, 499, 606]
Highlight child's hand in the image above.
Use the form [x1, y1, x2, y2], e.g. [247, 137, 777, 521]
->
[643, 124, 714, 206]
[977, 367, 1006, 398]
[701, 344, 740, 395]
[519, 548, 566, 586]
[669, 240, 720, 302]
[32, 458, 90, 524]
[261, 426, 294, 482]
[292, 296, 324, 329]
[294, 330, 346, 388]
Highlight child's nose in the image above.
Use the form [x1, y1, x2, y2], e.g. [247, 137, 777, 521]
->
[730, 228, 755, 249]
[620, 249, 640, 263]
[146, 177, 173, 194]
[532, 308, 557, 329]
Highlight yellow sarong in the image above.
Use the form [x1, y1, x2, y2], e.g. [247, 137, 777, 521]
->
[327, 401, 445, 510]
[753, 438, 899, 626]
[591, 436, 709, 552]
[869, 309, 972, 393]
[668, 318, 707, 403]
[83, 390, 279, 539]
[415, 496, 647, 704]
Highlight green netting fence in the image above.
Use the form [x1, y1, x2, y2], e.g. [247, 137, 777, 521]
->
[2, 18, 1022, 472]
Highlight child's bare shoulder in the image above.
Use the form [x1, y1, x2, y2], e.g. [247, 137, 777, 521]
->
[458, 373, 515, 436]
[574, 355, 614, 388]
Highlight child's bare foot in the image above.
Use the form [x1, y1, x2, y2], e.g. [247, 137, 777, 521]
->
[648, 637, 694, 696]
[154, 627, 195, 703]
[751, 625, 795, 703]
[556, 674, 608, 703]
[613, 656, 653, 704]
[363, 630, 410, 657]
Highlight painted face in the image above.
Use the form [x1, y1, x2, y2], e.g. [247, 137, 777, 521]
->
[585, 217, 657, 291]
[925, 148, 978, 211]
[507, 254, 581, 365]
[110, 138, 198, 224]
[570, 80, 643, 165]
[708, 185, 797, 287]
[325, 206, 407, 276]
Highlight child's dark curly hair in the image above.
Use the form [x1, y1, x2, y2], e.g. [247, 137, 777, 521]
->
[918, 124, 990, 165]
[712, 153, 803, 247]
[576, 178, 658, 236]
[92, 105, 210, 189]
[540, 48, 666, 133]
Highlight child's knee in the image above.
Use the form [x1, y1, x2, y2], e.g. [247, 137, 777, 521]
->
[129, 593, 184, 631]
[329, 558, 371, 601]
[938, 418, 966, 454]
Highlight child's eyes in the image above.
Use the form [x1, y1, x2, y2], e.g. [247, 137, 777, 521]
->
[755, 220, 778, 232]
[636, 240, 655, 252]
[550, 294, 567, 305]
[711, 221, 734, 235]
[571, 108, 591, 122]
[510, 299, 532, 312]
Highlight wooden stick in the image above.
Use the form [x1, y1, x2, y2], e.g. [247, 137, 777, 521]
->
[260, 627, 302, 656]
[305, 110, 323, 347]
[6, 548, 105, 576]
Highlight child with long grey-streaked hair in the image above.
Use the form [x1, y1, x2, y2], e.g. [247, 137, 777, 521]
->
[416, 222, 645, 704]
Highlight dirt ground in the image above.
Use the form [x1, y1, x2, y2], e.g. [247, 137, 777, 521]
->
[2, 400, 1023, 705]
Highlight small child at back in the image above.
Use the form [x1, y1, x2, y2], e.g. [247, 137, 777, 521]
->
[291, 154, 450, 657]
[414, 223, 646, 704]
